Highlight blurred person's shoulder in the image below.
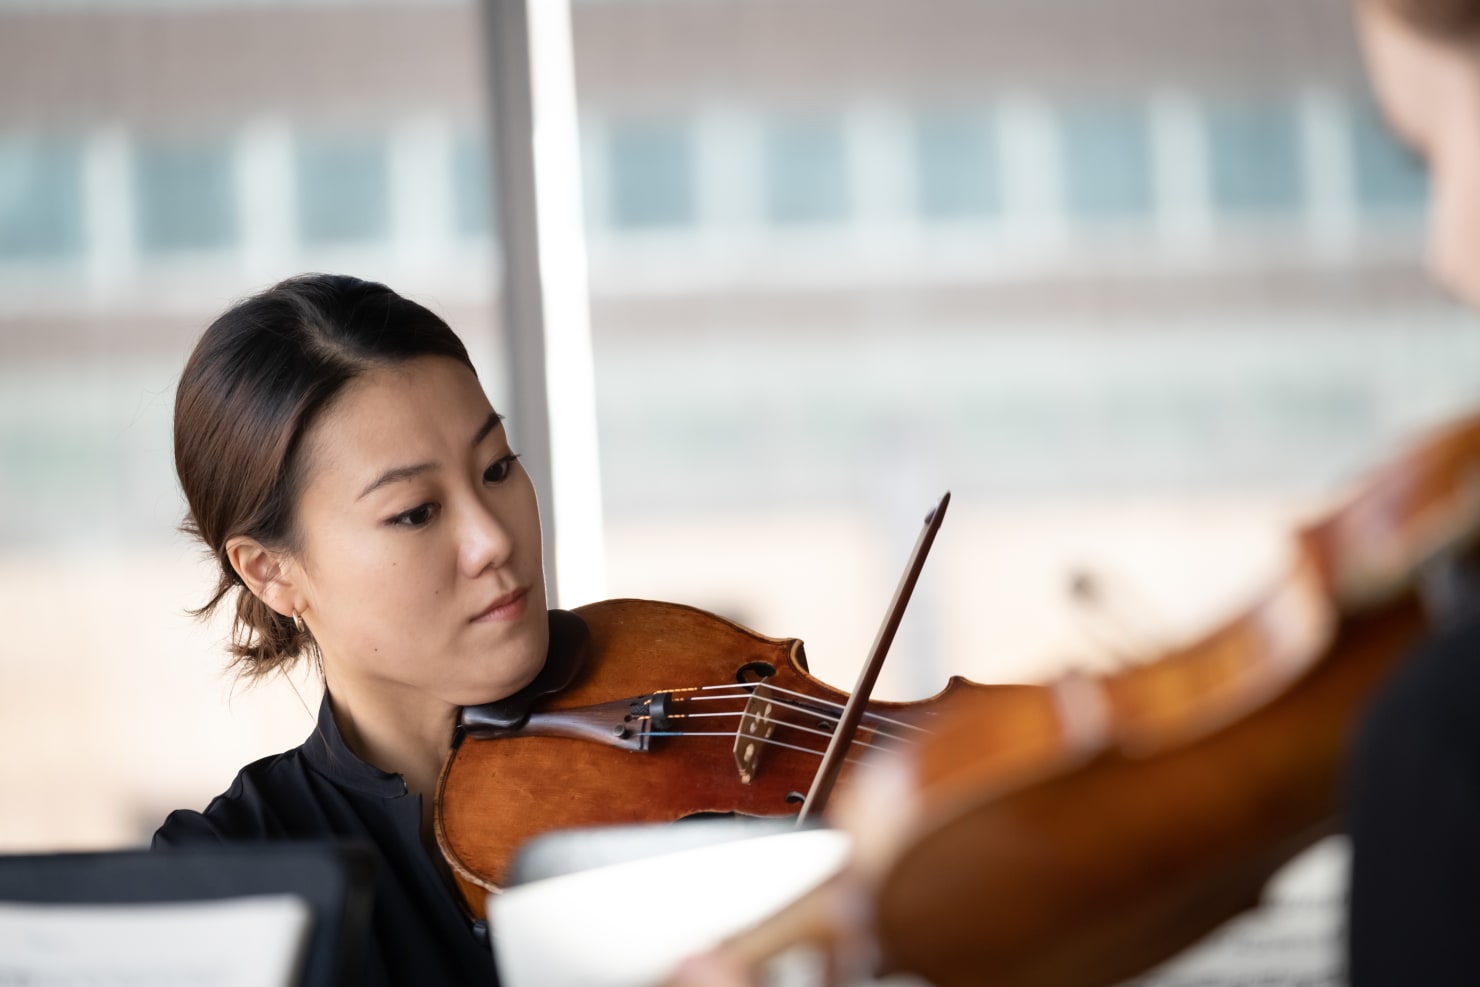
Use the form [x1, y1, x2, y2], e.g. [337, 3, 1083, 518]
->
[1357, 605, 1480, 769]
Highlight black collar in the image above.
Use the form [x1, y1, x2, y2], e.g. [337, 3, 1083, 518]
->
[301, 693, 413, 799]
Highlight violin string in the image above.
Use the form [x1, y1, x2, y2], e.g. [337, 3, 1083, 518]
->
[664, 699, 918, 746]
[688, 682, 930, 732]
[642, 730, 869, 766]
[679, 682, 931, 735]
[669, 682, 914, 731]
[657, 710, 903, 753]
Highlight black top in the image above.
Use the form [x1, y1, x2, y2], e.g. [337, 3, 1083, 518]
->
[1347, 607, 1480, 986]
[153, 696, 495, 987]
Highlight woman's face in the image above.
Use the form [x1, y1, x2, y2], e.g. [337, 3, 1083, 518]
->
[286, 355, 549, 711]
[1359, 2, 1480, 310]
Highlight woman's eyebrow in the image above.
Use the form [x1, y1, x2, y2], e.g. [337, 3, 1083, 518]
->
[358, 462, 436, 500]
[472, 411, 505, 447]
[356, 414, 505, 501]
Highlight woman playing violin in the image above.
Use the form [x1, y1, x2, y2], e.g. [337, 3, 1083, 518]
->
[1348, 0, 1480, 982]
[153, 273, 546, 985]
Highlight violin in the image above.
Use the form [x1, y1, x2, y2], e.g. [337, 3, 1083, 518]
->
[434, 494, 1044, 917]
[684, 410, 1480, 986]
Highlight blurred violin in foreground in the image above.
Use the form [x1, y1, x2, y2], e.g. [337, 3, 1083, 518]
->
[681, 410, 1480, 986]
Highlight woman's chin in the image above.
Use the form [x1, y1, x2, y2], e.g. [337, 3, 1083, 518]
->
[466, 643, 550, 707]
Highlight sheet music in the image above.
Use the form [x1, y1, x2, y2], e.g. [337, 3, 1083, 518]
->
[491, 828, 852, 987]
[0, 893, 313, 987]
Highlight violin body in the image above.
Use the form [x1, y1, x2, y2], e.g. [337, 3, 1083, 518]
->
[435, 598, 1023, 916]
[707, 412, 1480, 986]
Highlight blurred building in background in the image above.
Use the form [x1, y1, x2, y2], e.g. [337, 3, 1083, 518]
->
[1, 0, 1474, 857]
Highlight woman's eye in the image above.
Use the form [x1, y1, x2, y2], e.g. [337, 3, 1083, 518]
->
[484, 454, 520, 485]
[390, 504, 438, 528]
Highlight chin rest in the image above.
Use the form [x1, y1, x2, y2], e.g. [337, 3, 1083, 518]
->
[461, 609, 588, 735]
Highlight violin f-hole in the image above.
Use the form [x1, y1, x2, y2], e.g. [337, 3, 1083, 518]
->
[735, 661, 776, 683]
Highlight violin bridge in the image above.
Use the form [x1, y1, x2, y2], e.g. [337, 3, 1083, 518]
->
[732, 683, 780, 784]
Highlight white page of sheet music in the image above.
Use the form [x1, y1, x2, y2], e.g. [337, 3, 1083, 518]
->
[491, 827, 852, 987]
[0, 893, 313, 987]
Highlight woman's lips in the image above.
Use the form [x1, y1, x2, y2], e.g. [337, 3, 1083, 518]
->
[473, 587, 529, 623]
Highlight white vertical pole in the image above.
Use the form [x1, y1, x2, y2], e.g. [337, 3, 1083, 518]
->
[1148, 90, 1213, 249]
[1300, 87, 1358, 255]
[482, 0, 605, 609]
[237, 117, 297, 284]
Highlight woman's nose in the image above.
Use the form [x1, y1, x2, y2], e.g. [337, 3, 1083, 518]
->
[459, 499, 515, 577]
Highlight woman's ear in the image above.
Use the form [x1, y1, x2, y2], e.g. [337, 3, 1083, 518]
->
[226, 535, 304, 619]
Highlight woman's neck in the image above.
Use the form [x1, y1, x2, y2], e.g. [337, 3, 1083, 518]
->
[324, 682, 458, 804]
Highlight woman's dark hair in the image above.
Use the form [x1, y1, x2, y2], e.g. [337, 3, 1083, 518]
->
[1379, 0, 1480, 38]
[175, 273, 476, 680]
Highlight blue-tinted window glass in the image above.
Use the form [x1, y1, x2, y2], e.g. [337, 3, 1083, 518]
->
[915, 111, 1000, 220]
[296, 134, 390, 245]
[1351, 102, 1427, 211]
[1061, 106, 1153, 220]
[135, 139, 237, 253]
[765, 117, 849, 225]
[1206, 103, 1303, 213]
[453, 131, 494, 238]
[0, 139, 85, 259]
[607, 120, 694, 229]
